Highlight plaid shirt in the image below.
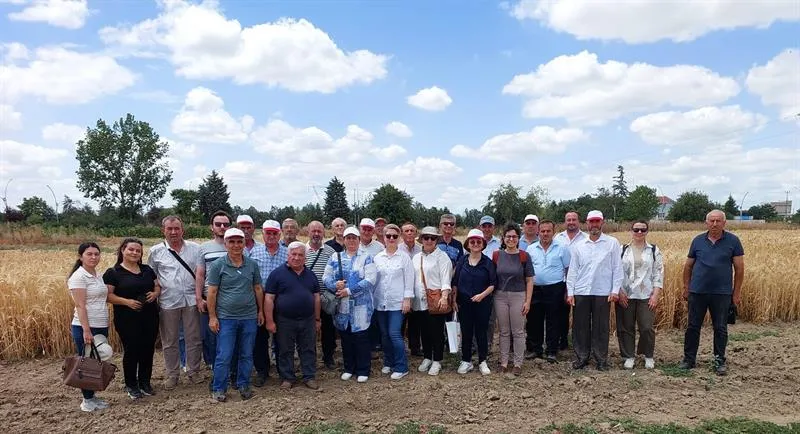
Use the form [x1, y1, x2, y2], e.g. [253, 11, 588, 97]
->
[250, 244, 289, 287]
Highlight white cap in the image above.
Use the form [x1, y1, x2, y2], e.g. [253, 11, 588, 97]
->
[587, 210, 604, 221]
[523, 214, 539, 223]
[466, 228, 485, 242]
[224, 228, 245, 239]
[262, 219, 281, 231]
[236, 215, 254, 224]
[343, 227, 360, 237]
[85, 334, 113, 362]
[359, 218, 376, 228]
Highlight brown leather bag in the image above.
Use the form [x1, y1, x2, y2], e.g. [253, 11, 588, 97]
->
[420, 254, 452, 315]
[62, 343, 117, 391]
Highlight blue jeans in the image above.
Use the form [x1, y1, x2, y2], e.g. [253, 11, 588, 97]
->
[201, 312, 217, 367]
[376, 310, 408, 373]
[212, 318, 257, 392]
[71, 325, 109, 399]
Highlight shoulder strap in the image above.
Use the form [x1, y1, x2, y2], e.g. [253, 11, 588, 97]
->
[621, 244, 629, 259]
[309, 247, 323, 270]
[165, 241, 196, 279]
[651, 244, 657, 262]
[519, 250, 528, 264]
[336, 251, 343, 279]
[492, 250, 499, 264]
[420, 254, 428, 290]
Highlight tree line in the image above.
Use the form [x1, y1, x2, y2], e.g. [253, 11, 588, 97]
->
[3, 114, 797, 227]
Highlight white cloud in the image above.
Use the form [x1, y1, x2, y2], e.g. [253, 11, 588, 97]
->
[630, 106, 768, 147]
[407, 86, 453, 111]
[41, 122, 84, 144]
[450, 126, 588, 160]
[99, 0, 388, 93]
[2, 42, 29, 62]
[171, 87, 254, 143]
[0, 45, 136, 104]
[478, 172, 562, 187]
[0, 105, 23, 131]
[746, 49, 800, 119]
[510, 0, 800, 44]
[385, 121, 413, 138]
[7, 0, 89, 29]
[371, 144, 408, 161]
[0, 140, 70, 176]
[164, 137, 200, 160]
[503, 51, 740, 125]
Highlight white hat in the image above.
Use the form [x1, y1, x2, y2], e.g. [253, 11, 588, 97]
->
[85, 335, 113, 361]
[587, 210, 604, 221]
[523, 214, 539, 223]
[359, 218, 376, 228]
[224, 228, 245, 239]
[417, 226, 441, 242]
[343, 227, 360, 238]
[262, 219, 281, 231]
[465, 228, 487, 248]
[236, 215, 254, 224]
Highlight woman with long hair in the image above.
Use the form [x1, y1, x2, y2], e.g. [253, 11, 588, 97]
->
[67, 242, 109, 412]
[103, 238, 161, 399]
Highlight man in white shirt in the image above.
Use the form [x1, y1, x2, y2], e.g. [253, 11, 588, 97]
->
[358, 218, 385, 257]
[398, 223, 422, 257]
[566, 210, 622, 371]
[553, 210, 587, 351]
[479, 215, 501, 256]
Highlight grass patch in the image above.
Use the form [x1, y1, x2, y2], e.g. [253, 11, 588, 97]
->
[729, 330, 780, 342]
[295, 421, 354, 434]
[393, 421, 448, 434]
[538, 418, 799, 433]
[628, 376, 643, 390]
[659, 362, 695, 378]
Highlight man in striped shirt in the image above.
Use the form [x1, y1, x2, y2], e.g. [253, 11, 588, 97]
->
[305, 220, 337, 369]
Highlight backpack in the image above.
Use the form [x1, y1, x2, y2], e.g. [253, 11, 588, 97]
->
[621, 244, 657, 262]
[492, 249, 529, 265]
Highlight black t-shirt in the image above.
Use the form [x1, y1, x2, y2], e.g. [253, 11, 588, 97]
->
[103, 264, 159, 317]
[325, 238, 344, 253]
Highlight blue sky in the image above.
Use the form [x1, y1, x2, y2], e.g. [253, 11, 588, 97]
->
[1, 0, 798, 216]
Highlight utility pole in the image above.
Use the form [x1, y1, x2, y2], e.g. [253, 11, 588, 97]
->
[739, 191, 749, 218]
[1, 178, 11, 222]
[46, 185, 59, 224]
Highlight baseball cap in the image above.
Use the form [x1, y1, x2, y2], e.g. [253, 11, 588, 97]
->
[236, 215, 254, 224]
[360, 218, 376, 228]
[262, 219, 281, 231]
[479, 215, 495, 226]
[523, 214, 539, 223]
[343, 227, 360, 238]
[224, 228, 245, 239]
[586, 210, 604, 221]
[374, 217, 387, 225]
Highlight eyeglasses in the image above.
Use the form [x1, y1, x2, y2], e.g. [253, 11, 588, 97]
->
[421, 235, 438, 241]
[632, 228, 648, 233]
[213, 222, 230, 228]
[440, 222, 455, 226]
[384, 234, 399, 240]
[504, 235, 518, 239]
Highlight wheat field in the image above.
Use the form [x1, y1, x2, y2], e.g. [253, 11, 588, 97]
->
[1, 229, 799, 360]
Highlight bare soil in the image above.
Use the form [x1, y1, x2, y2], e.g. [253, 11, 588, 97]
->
[2, 322, 799, 433]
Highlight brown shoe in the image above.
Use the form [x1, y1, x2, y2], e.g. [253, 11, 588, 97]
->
[188, 373, 205, 384]
[280, 380, 293, 390]
[164, 377, 179, 390]
[500, 365, 508, 373]
[512, 366, 522, 376]
[304, 379, 319, 390]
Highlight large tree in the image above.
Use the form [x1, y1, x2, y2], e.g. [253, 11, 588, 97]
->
[482, 183, 545, 225]
[620, 185, 659, 221]
[323, 177, 350, 223]
[18, 196, 56, 223]
[76, 114, 172, 220]
[366, 184, 414, 224]
[197, 170, 231, 222]
[667, 191, 713, 222]
[170, 188, 200, 223]
[722, 195, 740, 219]
[747, 203, 779, 221]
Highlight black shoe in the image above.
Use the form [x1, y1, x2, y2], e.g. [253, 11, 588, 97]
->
[323, 359, 336, 371]
[125, 386, 144, 400]
[596, 361, 610, 371]
[239, 386, 253, 400]
[139, 383, 156, 396]
[524, 350, 542, 360]
[572, 360, 589, 370]
[678, 360, 695, 370]
[559, 341, 569, 351]
[253, 373, 267, 388]
[714, 357, 728, 376]
[545, 354, 557, 364]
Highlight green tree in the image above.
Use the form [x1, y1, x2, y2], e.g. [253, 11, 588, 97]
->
[791, 209, 800, 225]
[323, 177, 350, 222]
[367, 184, 414, 224]
[75, 114, 172, 220]
[667, 191, 713, 222]
[722, 195, 740, 219]
[612, 165, 629, 199]
[747, 203, 779, 221]
[460, 208, 482, 228]
[483, 183, 527, 225]
[413, 203, 451, 227]
[18, 196, 56, 222]
[170, 188, 200, 223]
[592, 187, 617, 220]
[296, 203, 324, 226]
[621, 185, 659, 221]
[197, 170, 231, 222]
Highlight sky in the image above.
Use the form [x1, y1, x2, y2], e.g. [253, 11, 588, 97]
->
[1, 0, 798, 217]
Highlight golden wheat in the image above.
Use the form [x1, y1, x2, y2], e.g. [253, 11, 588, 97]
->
[1, 229, 799, 360]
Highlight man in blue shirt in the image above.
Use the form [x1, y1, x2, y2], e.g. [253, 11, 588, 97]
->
[680, 210, 744, 376]
[525, 220, 570, 362]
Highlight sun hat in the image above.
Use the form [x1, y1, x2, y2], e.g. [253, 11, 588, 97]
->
[417, 226, 441, 243]
[224, 228, 245, 239]
[84, 334, 113, 361]
[466, 228, 487, 249]
[236, 215, 254, 225]
[262, 219, 281, 232]
[343, 227, 360, 238]
[586, 210, 604, 221]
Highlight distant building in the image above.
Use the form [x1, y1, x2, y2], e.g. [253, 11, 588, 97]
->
[769, 200, 792, 218]
[657, 196, 675, 220]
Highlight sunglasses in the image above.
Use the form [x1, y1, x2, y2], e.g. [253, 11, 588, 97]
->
[213, 222, 231, 228]
[468, 238, 483, 244]
[421, 235, 438, 241]
[632, 228, 648, 233]
[384, 234, 399, 240]
[440, 222, 455, 226]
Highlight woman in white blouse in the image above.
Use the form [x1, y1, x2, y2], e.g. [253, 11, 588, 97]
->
[616, 220, 664, 370]
[412, 226, 453, 376]
[67, 242, 110, 412]
[373, 224, 415, 380]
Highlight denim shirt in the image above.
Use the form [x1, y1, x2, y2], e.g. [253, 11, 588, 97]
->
[322, 250, 377, 333]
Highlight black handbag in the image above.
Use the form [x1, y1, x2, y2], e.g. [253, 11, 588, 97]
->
[727, 301, 738, 325]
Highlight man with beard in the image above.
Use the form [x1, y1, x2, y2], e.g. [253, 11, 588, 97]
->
[553, 211, 586, 350]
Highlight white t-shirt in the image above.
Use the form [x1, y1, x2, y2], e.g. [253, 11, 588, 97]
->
[68, 266, 109, 328]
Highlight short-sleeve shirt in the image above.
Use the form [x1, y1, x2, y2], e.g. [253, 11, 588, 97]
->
[265, 264, 320, 319]
[68, 266, 109, 328]
[200, 239, 227, 296]
[102, 264, 158, 319]
[306, 243, 336, 289]
[688, 231, 744, 295]
[437, 238, 464, 266]
[527, 241, 571, 286]
[250, 244, 289, 287]
[147, 240, 203, 309]
[452, 255, 498, 298]
[206, 255, 262, 320]
[325, 238, 344, 253]
[494, 250, 534, 292]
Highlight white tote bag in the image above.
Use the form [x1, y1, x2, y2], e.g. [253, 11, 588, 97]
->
[445, 311, 461, 354]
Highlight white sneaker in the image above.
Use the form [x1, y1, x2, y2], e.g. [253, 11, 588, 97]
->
[478, 361, 491, 376]
[381, 366, 392, 374]
[356, 376, 369, 383]
[644, 358, 655, 369]
[390, 371, 408, 380]
[457, 361, 474, 374]
[340, 372, 353, 381]
[624, 358, 635, 369]
[428, 361, 441, 376]
[79, 399, 98, 412]
[418, 358, 432, 372]
[90, 397, 109, 409]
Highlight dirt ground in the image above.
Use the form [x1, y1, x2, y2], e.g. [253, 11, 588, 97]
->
[2, 322, 799, 433]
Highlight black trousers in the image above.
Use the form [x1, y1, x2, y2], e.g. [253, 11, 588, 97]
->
[560, 291, 571, 349]
[253, 323, 272, 376]
[115, 311, 159, 389]
[340, 327, 371, 376]
[421, 311, 447, 362]
[527, 282, 566, 356]
[406, 310, 425, 353]
[572, 295, 610, 364]
[320, 311, 337, 363]
[683, 293, 731, 364]
[459, 298, 493, 363]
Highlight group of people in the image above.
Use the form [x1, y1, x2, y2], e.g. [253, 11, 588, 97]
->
[67, 208, 743, 411]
